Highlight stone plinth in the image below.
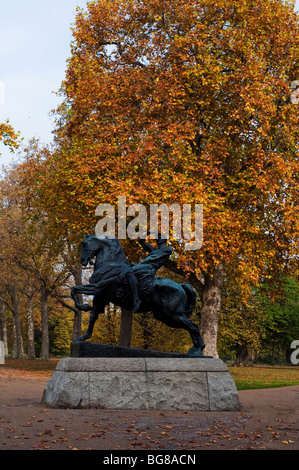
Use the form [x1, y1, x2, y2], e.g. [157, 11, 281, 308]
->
[42, 357, 240, 411]
[71, 341, 193, 358]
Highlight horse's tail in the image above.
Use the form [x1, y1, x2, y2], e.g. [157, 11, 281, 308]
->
[180, 283, 197, 318]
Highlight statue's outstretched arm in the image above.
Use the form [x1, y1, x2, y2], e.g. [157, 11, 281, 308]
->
[137, 238, 154, 253]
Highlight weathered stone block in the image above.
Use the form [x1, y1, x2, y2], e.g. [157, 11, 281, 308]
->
[207, 371, 240, 411]
[89, 372, 148, 409]
[146, 371, 209, 411]
[42, 370, 90, 408]
[42, 357, 240, 411]
[144, 357, 227, 372]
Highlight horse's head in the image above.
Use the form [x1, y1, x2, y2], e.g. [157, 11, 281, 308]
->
[80, 234, 103, 266]
[80, 233, 127, 266]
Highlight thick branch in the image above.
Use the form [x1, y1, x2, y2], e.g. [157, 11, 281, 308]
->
[165, 259, 204, 297]
[57, 297, 78, 314]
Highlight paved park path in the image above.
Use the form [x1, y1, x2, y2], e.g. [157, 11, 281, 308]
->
[0, 367, 298, 451]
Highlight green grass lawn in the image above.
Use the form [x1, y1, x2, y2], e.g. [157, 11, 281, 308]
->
[229, 365, 299, 390]
[1, 359, 299, 390]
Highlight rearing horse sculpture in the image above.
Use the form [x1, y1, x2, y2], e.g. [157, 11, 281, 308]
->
[71, 234, 205, 356]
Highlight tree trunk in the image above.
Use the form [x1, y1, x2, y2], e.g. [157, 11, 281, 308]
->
[39, 284, 49, 360]
[138, 312, 153, 350]
[165, 258, 224, 358]
[72, 264, 83, 341]
[234, 343, 250, 366]
[118, 308, 133, 347]
[106, 303, 119, 344]
[0, 303, 8, 356]
[10, 286, 25, 359]
[11, 316, 17, 358]
[200, 262, 224, 358]
[26, 293, 36, 359]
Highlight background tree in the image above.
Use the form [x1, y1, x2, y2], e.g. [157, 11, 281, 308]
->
[0, 162, 76, 359]
[0, 182, 30, 358]
[0, 303, 8, 356]
[258, 276, 299, 363]
[10, 140, 88, 342]
[218, 276, 299, 365]
[218, 283, 267, 365]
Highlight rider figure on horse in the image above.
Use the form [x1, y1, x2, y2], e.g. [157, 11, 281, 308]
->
[132, 236, 172, 298]
[74, 233, 172, 314]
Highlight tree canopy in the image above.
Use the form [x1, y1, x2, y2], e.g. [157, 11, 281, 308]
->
[50, 0, 299, 279]
[0, 0, 298, 358]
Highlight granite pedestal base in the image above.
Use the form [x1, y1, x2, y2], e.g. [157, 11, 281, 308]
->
[42, 357, 240, 411]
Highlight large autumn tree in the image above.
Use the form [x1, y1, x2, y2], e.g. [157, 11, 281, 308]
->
[25, 0, 299, 357]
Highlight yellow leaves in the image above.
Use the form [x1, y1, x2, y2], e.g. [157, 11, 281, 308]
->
[23, 0, 296, 287]
[0, 120, 20, 155]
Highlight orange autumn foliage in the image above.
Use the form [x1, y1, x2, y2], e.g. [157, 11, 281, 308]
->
[13, 0, 299, 356]
[52, 0, 298, 276]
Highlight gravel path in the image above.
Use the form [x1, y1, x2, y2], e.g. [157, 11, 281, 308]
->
[0, 367, 298, 451]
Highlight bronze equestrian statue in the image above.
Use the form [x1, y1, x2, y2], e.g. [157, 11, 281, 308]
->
[71, 234, 205, 356]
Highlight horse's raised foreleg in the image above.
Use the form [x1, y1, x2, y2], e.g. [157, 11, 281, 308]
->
[75, 295, 105, 342]
[71, 284, 98, 311]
